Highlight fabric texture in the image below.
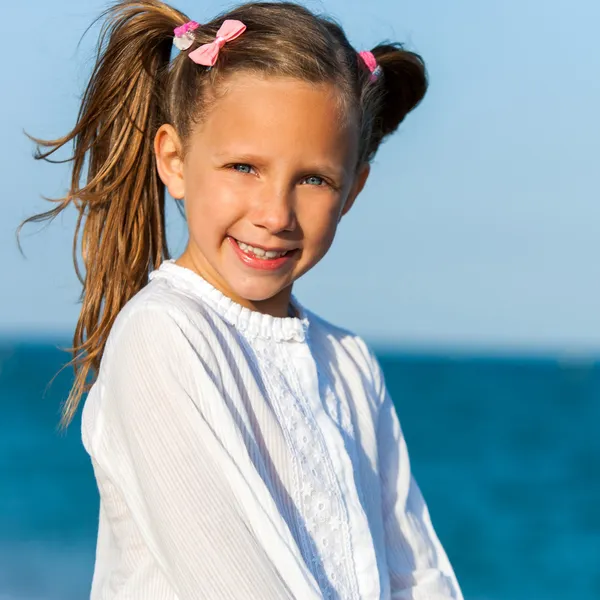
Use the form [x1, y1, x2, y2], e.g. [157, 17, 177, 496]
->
[81, 259, 464, 599]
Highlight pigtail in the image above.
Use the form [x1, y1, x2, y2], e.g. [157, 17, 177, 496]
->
[19, 0, 189, 428]
[364, 43, 428, 160]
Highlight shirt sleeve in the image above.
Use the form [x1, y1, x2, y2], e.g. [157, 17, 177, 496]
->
[375, 359, 464, 599]
[86, 304, 319, 600]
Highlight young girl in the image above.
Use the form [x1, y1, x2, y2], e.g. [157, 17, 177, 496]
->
[26, 1, 463, 598]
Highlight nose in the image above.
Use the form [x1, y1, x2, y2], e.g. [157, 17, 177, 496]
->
[250, 186, 297, 234]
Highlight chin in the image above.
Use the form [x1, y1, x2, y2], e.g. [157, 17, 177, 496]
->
[231, 280, 289, 303]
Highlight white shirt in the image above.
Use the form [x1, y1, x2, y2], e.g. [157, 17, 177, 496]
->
[81, 259, 464, 600]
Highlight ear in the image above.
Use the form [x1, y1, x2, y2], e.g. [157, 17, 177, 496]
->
[340, 162, 370, 219]
[154, 124, 185, 200]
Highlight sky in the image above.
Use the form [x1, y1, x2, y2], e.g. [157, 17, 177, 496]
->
[2, 0, 600, 356]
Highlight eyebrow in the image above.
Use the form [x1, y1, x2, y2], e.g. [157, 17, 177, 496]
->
[214, 152, 269, 168]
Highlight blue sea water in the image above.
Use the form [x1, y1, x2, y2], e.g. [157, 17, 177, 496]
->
[1, 340, 599, 600]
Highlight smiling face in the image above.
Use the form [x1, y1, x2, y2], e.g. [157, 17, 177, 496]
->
[155, 71, 369, 317]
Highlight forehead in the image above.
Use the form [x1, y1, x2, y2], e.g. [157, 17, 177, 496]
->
[193, 72, 359, 166]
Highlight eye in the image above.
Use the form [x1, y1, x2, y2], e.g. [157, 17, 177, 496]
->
[230, 163, 255, 174]
[302, 175, 327, 187]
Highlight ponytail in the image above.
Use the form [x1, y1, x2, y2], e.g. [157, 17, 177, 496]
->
[19, 0, 189, 428]
[364, 42, 428, 160]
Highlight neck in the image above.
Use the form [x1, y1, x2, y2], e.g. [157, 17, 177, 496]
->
[175, 248, 295, 319]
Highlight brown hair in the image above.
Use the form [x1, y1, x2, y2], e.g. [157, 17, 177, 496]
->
[19, 0, 427, 428]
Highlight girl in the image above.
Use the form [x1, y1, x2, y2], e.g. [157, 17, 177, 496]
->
[25, 1, 464, 598]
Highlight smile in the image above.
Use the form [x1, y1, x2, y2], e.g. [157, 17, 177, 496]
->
[232, 237, 295, 259]
[227, 236, 298, 271]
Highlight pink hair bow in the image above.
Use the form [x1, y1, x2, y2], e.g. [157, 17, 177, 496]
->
[359, 50, 382, 82]
[188, 19, 247, 66]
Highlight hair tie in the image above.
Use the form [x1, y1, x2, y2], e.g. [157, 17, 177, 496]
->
[173, 21, 199, 51]
[359, 50, 382, 82]
[188, 19, 247, 66]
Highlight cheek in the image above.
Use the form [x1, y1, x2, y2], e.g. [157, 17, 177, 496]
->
[300, 200, 341, 250]
[183, 171, 240, 231]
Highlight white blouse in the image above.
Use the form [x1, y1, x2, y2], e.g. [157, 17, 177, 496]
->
[81, 259, 463, 600]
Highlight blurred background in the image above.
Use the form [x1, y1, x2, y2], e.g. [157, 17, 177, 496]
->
[2, 0, 599, 598]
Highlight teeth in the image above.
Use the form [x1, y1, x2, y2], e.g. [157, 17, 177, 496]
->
[235, 239, 289, 259]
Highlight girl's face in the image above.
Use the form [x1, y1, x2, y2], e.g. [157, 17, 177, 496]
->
[155, 72, 370, 317]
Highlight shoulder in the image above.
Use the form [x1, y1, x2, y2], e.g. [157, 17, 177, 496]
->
[85, 280, 215, 456]
[304, 306, 386, 401]
[100, 275, 219, 376]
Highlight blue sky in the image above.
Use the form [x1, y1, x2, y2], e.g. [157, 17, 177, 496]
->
[2, 0, 600, 355]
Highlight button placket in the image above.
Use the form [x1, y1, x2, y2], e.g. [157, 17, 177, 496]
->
[281, 347, 361, 599]
[250, 338, 360, 599]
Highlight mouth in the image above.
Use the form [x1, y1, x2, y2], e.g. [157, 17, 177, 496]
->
[227, 236, 299, 271]
[229, 236, 298, 260]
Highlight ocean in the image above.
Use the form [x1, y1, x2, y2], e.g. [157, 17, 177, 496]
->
[1, 340, 599, 599]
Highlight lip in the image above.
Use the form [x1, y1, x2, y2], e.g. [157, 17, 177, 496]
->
[228, 236, 298, 271]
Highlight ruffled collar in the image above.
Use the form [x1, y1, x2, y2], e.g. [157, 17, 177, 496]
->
[149, 259, 310, 343]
